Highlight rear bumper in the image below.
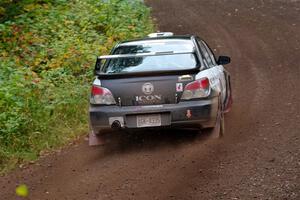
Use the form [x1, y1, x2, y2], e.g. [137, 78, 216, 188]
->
[89, 97, 218, 134]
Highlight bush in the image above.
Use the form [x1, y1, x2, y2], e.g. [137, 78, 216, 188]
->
[0, 0, 153, 173]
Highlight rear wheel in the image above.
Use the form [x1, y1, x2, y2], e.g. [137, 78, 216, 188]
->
[219, 111, 225, 136]
[206, 97, 225, 138]
[224, 77, 233, 113]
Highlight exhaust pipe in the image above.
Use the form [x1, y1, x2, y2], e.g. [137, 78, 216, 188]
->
[111, 120, 121, 129]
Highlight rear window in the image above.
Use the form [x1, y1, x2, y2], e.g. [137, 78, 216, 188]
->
[102, 39, 199, 74]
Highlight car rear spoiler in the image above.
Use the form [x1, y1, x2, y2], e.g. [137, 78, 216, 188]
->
[97, 50, 194, 60]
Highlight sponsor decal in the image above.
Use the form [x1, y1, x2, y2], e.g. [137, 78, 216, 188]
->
[142, 82, 154, 95]
[176, 83, 183, 92]
[186, 109, 192, 118]
[136, 95, 162, 102]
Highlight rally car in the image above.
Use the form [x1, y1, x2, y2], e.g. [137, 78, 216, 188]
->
[89, 32, 232, 145]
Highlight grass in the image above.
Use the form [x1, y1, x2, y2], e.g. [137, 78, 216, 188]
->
[0, 0, 154, 173]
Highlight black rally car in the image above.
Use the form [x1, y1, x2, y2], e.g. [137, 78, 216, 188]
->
[89, 32, 232, 145]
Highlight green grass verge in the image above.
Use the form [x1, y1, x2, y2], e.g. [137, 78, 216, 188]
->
[0, 0, 153, 173]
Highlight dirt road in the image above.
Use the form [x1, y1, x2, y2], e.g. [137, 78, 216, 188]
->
[1, 0, 299, 199]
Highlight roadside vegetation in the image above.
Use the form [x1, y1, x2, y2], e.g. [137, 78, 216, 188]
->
[0, 0, 153, 173]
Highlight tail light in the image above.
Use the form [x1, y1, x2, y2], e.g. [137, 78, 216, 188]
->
[90, 85, 116, 105]
[181, 77, 211, 100]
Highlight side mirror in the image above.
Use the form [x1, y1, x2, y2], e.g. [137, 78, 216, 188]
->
[217, 56, 231, 65]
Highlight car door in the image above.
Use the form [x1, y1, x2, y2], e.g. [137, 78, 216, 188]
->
[195, 39, 227, 104]
[202, 40, 232, 108]
[202, 40, 228, 102]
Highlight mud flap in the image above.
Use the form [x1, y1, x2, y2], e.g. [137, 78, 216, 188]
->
[89, 130, 105, 146]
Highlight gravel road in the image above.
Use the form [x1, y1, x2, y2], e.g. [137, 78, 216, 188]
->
[1, 0, 299, 199]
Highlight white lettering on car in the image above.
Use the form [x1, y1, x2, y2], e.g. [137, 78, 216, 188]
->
[135, 95, 162, 102]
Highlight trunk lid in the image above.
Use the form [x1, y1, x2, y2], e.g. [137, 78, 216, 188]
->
[100, 74, 195, 106]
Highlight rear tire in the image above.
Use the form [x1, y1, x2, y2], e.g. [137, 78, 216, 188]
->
[219, 111, 225, 137]
[208, 98, 225, 138]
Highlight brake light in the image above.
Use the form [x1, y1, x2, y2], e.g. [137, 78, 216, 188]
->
[181, 77, 211, 100]
[90, 85, 116, 105]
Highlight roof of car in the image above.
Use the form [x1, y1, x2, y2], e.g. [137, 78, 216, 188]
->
[119, 35, 195, 45]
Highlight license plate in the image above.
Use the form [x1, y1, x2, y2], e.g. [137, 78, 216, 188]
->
[137, 114, 161, 128]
